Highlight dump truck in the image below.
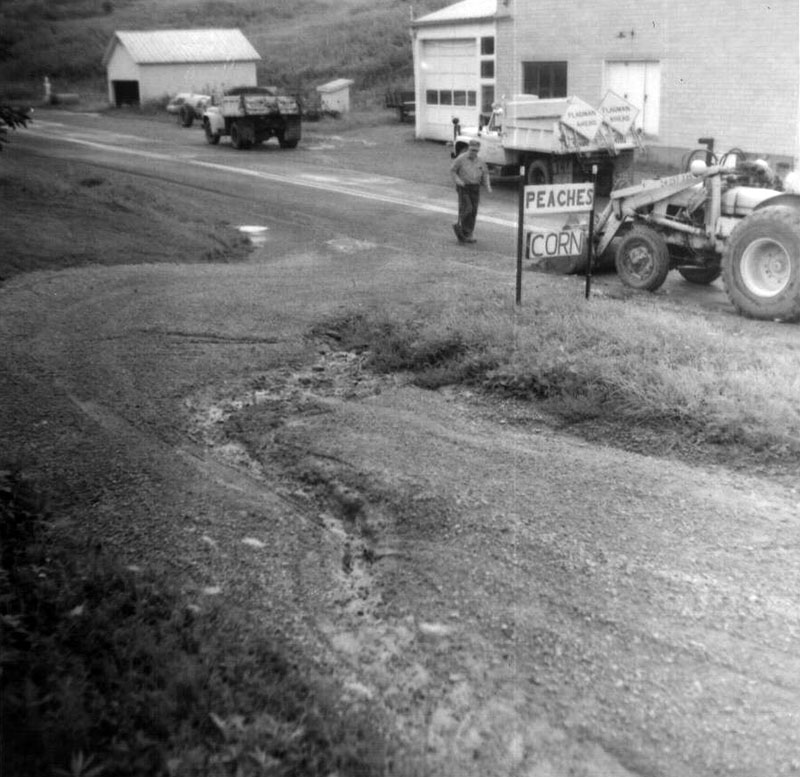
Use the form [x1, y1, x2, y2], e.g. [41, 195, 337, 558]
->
[594, 156, 800, 321]
[202, 86, 301, 150]
[452, 92, 641, 196]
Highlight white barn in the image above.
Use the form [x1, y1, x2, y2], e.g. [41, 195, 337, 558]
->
[411, 0, 497, 142]
[103, 29, 260, 107]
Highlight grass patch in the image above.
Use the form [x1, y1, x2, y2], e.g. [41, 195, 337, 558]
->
[313, 290, 800, 461]
[0, 467, 390, 777]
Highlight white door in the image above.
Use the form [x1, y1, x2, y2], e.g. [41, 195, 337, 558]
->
[420, 39, 478, 141]
[605, 60, 660, 136]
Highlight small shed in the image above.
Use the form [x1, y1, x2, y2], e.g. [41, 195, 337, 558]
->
[316, 78, 355, 114]
[103, 28, 260, 107]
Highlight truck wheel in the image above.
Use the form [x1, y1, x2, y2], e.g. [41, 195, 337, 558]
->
[677, 265, 722, 285]
[526, 159, 551, 186]
[204, 120, 220, 145]
[615, 225, 671, 291]
[179, 105, 194, 128]
[279, 137, 298, 149]
[722, 206, 800, 321]
[230, 123, 247, 150]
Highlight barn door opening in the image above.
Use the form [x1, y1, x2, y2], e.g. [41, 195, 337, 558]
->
[605, 61, 660, 136]
[112, 80, 140, 107]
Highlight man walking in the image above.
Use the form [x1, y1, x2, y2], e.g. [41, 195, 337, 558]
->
[450, 138, 492, 243]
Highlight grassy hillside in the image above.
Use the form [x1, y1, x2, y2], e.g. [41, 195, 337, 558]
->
[0, 0, 451, 105]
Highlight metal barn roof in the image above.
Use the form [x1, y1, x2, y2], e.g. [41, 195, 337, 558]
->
[412, 0, 497, 26]
[317, 78, 355, 93]
[103, 29, 261, 66]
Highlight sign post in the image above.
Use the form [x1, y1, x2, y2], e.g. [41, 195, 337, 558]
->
[516, 166, 525, 305]
[584, 165, 598, 299]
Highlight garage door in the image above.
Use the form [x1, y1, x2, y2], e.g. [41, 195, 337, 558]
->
[420, 39, 478, 141]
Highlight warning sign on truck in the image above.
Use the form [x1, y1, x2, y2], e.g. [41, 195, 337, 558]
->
[599, 91, 639, 137]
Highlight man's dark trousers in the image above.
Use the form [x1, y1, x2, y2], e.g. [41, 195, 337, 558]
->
[457, 184, 481, 237]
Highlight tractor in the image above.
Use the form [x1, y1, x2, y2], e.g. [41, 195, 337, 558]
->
[594, 155, 800, 321]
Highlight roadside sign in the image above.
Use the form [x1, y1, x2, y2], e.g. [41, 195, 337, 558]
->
[525, 183, 595, 215]
[527, 225, 586, 260]
[524, 182, 594, 266]
[516, 180, 596, 304]
[599, 91, 639, 136]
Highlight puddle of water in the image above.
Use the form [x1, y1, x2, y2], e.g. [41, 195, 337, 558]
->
[326, 237, 376, 253]
[238, 225, 270, 246]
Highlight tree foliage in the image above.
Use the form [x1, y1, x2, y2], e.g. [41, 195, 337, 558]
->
[0, 104, 31, 151]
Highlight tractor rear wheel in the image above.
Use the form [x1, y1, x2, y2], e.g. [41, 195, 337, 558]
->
[677, 265, 722, 285]
[722, 206, 800, 321]
[614, 225, 671, 291]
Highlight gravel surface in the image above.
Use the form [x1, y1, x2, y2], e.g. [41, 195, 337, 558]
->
[1, 110, 799, 776]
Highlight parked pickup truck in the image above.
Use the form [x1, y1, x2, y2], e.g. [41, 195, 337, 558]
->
[202, 86, 301, 150]
[452, 92, 641, 195]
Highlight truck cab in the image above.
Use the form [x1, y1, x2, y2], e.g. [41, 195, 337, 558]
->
[452, 108, 515, 179]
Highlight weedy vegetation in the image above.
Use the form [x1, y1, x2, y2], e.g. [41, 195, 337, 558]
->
[315, 289, 800, 466]
[0, 468, 391, 777]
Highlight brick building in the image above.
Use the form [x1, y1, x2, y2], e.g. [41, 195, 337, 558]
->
[414, 0, 799, 169]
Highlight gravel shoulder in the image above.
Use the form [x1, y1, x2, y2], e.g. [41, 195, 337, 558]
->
[2, 114, 799, 776]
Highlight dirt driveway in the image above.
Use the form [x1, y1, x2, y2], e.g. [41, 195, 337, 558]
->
[2, 113, 799, 777]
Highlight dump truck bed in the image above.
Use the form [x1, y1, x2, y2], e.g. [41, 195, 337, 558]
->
[217, 88, 299, 118]
[501, 95, 638, 155]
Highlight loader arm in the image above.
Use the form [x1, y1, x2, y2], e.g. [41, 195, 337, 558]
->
[595, 168, 721, 256]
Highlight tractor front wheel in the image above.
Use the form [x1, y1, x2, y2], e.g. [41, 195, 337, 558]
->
[614, 225, 671, 291]
[722, 206, 800, 321]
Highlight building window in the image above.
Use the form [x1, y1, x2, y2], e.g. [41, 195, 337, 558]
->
[480, 60, 494, 79]
[522, 61, 567, 98]
[468, 91, 476, 107]
[426, 90, 438, 105]
[481, 36, 495, 56]
[439, 90, 452, 105]
[453, 90, 467, 106]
